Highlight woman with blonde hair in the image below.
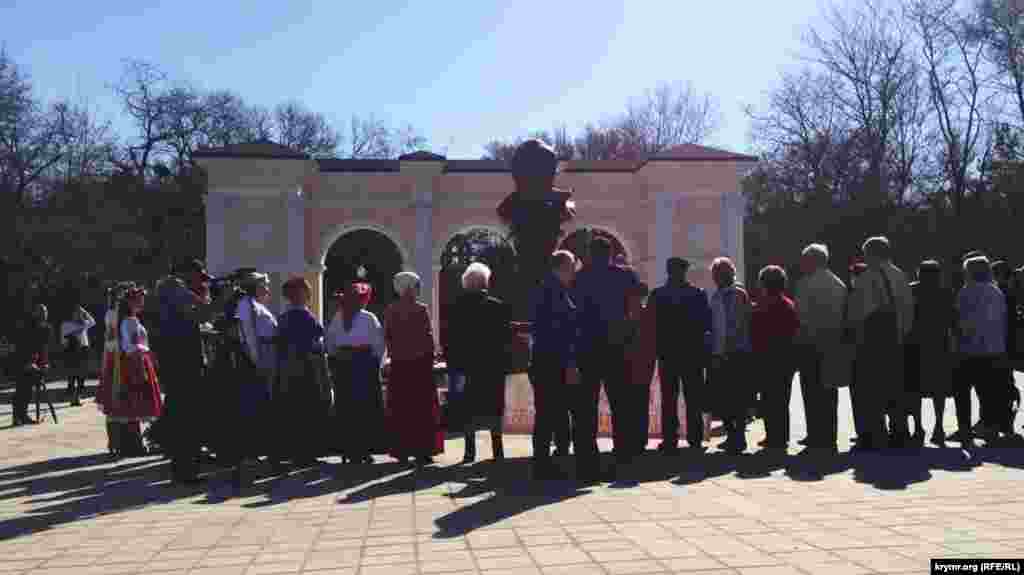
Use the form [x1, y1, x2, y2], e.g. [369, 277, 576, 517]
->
[383, 271, 443, 465]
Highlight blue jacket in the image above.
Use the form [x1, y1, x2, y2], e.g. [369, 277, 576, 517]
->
[574, 263, 641, 353]
[529, 274, 580, 368]
[649, 280, 712, 358]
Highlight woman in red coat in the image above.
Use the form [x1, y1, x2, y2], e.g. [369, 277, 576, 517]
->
[751, 265, 799, 453]
[383, 271, 444, 465]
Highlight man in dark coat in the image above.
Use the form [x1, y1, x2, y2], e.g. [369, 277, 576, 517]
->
[574, 237, 641, 475]
[528, 250, 584, 479]
[158, 258, 211, 484]
[649, 257, 712, 454]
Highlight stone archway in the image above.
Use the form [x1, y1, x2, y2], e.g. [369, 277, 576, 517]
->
[323, 229, 404, 321]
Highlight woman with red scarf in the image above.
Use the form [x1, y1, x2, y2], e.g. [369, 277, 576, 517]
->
[383, 271, 444, 465]
[326, 280, 386, 464]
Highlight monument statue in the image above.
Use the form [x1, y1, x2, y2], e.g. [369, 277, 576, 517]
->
[497, 139, 576, 318]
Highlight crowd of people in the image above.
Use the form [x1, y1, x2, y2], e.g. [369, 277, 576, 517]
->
[5, 232, 1023, 487]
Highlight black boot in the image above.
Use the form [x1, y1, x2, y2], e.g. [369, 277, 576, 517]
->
[462, 430, 476, 464]
[491, 432, 504, 461]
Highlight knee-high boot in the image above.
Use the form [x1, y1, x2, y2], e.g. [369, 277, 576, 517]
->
[491, 431, 504, 461]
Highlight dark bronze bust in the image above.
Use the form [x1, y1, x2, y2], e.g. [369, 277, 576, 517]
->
[497, 140, 576, 312]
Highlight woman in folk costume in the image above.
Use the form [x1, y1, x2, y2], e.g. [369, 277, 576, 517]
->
[709, 257, 752, 454]
[326, 277, 386, 464]
[622, 281, 657, 459]
[228, 271, 277, 487]
[383, 271, 443, 465]
[271, 276, 327, 471]
[96, 284, 163, 457]
[448, 262, 512, 464]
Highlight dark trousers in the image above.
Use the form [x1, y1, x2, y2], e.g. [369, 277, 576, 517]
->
[977, 365, 1016, 433]
[712, 353, 751, 449]
[801, 349, 837, 449]
[955, 356, 1005, 436]
[762, 351, 796, 448]
[13, 371, 35, 419]
[580, 345, 630, 462]
[853, 345, 902, 448]
[162, 342, 204, 480]
[657, 356, 705, 447]
[530, 356, 597, 473]
[618, 380, 650, 456]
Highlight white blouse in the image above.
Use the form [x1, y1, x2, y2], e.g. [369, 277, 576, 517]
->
[61, 309, 97, 349]
[326, 310, 385, 359]
[120, 317, 150, 354]
[237, 295, 278, 370]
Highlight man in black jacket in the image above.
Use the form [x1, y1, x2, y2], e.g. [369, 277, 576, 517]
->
[13, 304, 51, 426]
[649, 258, 712, 454]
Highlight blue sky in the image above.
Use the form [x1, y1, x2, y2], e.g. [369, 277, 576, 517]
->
[3, 0, 827, 159]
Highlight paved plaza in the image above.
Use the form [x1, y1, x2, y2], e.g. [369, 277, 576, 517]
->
[2, 378, 1024, 575]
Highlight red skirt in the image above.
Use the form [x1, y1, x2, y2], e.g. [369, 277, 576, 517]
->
[386, 357, 443, 457]
[96, 351, 163, 422]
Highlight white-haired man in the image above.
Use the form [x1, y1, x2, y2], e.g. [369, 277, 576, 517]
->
[793, 243, 847, 455]
[847, 236, 914, 451]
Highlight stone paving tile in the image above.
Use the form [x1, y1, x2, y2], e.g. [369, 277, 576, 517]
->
[8, 385, 1024, 575]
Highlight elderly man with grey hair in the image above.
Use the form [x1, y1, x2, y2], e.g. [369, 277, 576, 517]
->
[793, 243, 847, 455]
[846, 236, 914, 451]
[448, 262, 512, 464]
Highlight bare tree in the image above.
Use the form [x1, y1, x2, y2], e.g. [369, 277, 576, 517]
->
[909, 0, 988, 216]
[573, 123, 641, 160]
[481, 140, 517, 162]
[615, 81, 720, 154]
[394, 123, 428, 155]
[748, 69, 852, 205]
[52, 100, 117, 184]
[200, 90, 270, 148]
[528, 125, 577, 159]
[347, 113, 392, 159]
[273, 101, 340, 157]
[806, 1, 919, 206]
[112, 59, 175, 180]
[0, 51, 70, 207]
[973, 0, 1024, 126]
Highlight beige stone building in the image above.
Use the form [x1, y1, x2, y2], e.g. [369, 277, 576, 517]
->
[196, 141, 756, 332]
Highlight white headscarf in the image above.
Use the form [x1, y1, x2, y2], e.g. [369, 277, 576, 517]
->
[393, 271, 421, 297]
